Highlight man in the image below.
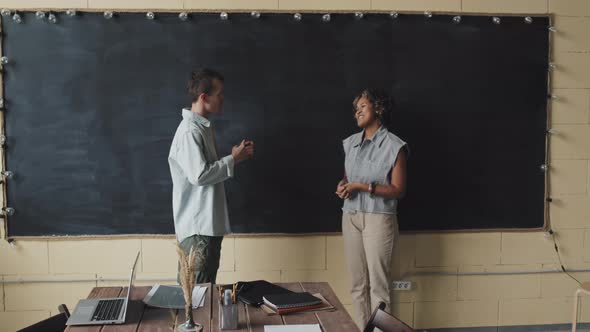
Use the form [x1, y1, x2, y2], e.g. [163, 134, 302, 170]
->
[169, 68, 254, 283]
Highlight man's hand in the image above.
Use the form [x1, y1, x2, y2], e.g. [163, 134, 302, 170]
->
[232, 140, 254, 163]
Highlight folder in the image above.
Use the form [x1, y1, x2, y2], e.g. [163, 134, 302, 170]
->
[237, 280, 293, 306]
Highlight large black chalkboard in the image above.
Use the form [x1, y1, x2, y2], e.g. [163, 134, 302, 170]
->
[2, 12, 548, 236]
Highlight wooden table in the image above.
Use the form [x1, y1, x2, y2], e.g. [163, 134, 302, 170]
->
[65, 282, 358, 332]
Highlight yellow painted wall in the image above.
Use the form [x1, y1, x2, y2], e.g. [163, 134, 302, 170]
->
[0, 0, 589, 331]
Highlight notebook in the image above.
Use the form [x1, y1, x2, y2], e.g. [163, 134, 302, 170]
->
[261, 293, 335, 315]
[262, 292, 323, 315]
[66, 251, 140, 326]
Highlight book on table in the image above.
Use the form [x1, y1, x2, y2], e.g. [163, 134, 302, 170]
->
[262, 292, 323, 314]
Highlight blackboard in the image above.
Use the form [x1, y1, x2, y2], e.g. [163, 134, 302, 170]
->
[1, 12, 549, 236]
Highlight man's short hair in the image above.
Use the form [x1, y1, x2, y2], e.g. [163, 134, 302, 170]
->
[188, 68, 225, 103]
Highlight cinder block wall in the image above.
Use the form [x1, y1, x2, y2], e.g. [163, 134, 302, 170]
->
[1, 1, 589, 331]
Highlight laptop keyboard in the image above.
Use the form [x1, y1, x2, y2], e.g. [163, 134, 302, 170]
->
[91, 299, 124, 321]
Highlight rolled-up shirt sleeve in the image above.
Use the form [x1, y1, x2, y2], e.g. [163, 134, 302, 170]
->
[176, 131, 235, 186]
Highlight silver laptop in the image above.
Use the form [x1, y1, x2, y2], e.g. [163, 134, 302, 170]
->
[66, 251, 140, 326]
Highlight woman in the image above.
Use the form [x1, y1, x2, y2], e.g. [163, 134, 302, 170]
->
[336, 88, 407, 329]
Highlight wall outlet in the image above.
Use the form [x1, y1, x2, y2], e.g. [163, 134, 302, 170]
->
[393, 281, 412, 290]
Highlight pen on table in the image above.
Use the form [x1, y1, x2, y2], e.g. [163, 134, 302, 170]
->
[223, 288, 232, 306]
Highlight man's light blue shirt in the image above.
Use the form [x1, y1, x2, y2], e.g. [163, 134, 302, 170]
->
[168, 108, 234, 242]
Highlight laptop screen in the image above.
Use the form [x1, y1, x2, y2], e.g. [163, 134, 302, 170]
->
[122, 251, 140, 314]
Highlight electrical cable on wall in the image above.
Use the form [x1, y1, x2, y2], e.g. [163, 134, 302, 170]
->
[543, 18, 581, 287]
[547, 229, 582, 286]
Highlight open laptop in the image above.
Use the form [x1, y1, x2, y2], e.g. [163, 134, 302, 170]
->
[66, 251, 140, 326]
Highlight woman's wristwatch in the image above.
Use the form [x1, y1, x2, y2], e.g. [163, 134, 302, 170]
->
[368, 182, 376, 197]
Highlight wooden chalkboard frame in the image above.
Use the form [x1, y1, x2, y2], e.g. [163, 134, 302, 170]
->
[0, 10, 552, 238]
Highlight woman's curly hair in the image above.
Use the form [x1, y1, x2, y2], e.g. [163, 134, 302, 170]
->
[352, 88, 394, 127]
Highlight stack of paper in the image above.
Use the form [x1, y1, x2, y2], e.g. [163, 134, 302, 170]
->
[264, 324, 322, 332]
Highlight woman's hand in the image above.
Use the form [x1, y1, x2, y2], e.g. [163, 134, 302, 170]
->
[336, 182, 362, 200]
[343, 182, 362, 194]
[335, 179, 349, 199]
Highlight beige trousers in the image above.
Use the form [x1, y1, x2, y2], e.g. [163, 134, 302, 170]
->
[342, 212, 399, 330]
